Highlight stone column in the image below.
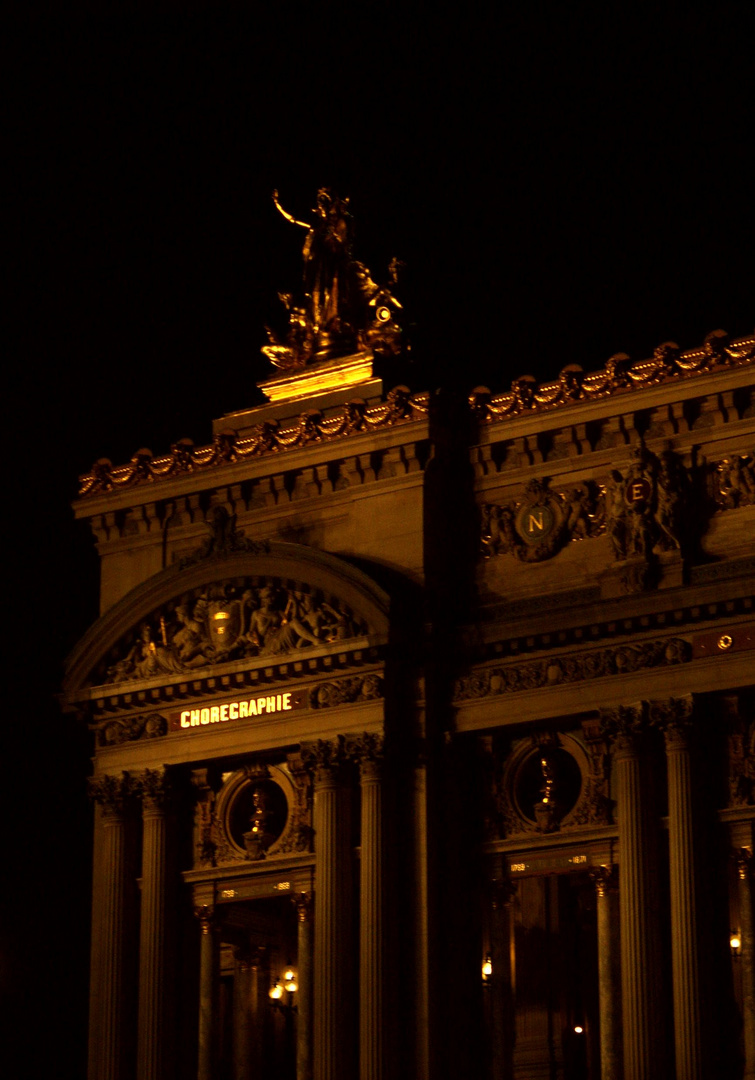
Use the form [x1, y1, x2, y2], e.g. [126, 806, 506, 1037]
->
[232, 947, 253, 1080]
[195, 906, 216, 1080]
[738, 850, 755, 1080]
[89, 773, 133, 1080]
[352, 734, 385, 1080]
[296, 893, 314, 1080]
[305, 738, 354, 1080]
[653, 696, 702, 1080]
[488, 876, 516, 1080]
[602, 703, 664, 1080]
[590, 866, 621, 1080]
[136, 768, 170, 1080]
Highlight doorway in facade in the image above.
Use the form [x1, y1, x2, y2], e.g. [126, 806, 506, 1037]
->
[216, 896, 300, 1080]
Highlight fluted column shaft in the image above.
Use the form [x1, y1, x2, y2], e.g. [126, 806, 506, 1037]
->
[297, 894, 314, 1080]
[196, 908, 216, 1080]
[614, 724, 664, 1080]
[137, 772, 169, 1080]
[313, 756, 353, 1080]
[359, 753, 384, 1080]
[739, 852, 755, 1080]
[89, 776, 132, 1080]
[663, 716, 702, 1080]
[593, 868, 621, 1080]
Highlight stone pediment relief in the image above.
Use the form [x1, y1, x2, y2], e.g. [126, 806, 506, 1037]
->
[100, 576, 366, 686]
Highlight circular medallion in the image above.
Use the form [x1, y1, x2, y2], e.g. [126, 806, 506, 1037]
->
[516, 502, 556, 545]
[625, 476, 652, 504]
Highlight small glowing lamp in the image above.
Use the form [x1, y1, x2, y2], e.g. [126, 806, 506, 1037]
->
[269, 980, 283, 1001]
[731, 932, 742, 955]
[574, 1025, 584, 1035]
[482, 955, 493, 980]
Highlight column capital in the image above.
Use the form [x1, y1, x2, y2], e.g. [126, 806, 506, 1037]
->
[88, 771, 137, 820]
[589, 864, 617, 897]
[649, 695, 694, 750]
[599, 701, 646, 754]
[300, 736, 346, 785]
[295, 890, 314, 922]
[194, 905, 216, 935]
[737, 847, 754, 881]
[346, 731, 385, 781]
[135, 767, 171, 814]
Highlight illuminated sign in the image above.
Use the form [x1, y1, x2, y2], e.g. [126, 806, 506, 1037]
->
[170, 689, 306, 732]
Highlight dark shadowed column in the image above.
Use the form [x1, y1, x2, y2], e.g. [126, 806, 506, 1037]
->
[195, 906, 217, 1080]
[653, 696, 702, 1080]
[590, 866, 621, 1080]
[738, 850, 755, 1080]
[136, 768, 170, 1080]
[602, 703, 664, 1080]
[296, 892, 314, 1080]
[351, 733, 385, 1080]
[89, 773, 133, 1080]
[306, 738, 354, 1080]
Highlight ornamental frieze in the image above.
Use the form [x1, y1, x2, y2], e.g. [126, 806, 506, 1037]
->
[78, 386, 430, 498]
[77, 329, 753, 501]
[309, 674, 383, 709]
[470, 329, 753, 423]
[101, 577, 364, 685]
[454, 636, 690, 701]
[98, 711, 168, 747]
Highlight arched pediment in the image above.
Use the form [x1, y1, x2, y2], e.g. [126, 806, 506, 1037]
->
[63, 542, 390, 697]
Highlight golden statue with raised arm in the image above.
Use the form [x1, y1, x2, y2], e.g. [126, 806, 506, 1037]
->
[263, 188, 405, 371]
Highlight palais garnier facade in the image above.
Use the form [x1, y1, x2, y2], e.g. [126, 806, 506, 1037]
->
[63, 190, 755, 1080]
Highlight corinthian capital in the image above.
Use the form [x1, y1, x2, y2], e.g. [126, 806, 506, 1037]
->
[135, 767, 171, 812]
[345, 731, 385, 780]
[300, 736, 346, 783]
[599, 702, 646, 753]
[88, 772, 136, 819]
[649, 695, 694, 750]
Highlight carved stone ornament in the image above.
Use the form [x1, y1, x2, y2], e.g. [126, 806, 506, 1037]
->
[649, 695, 694, 750]
[494, 732, 593, 839]
[309, 674, 383, 709]
[135, 768, 170, 811]
[724, 698, 755, 809]
[599, 702, 646, 753]
[98, 712, 168, 747]
[712, 450, 755, 510]
[101, 577, 363, 685]
[178, 506, 269, 568]
[88, 772, 138, 817]
[606, 443, 693, 564]
[205, 760, 307, 868]
[481, 477, 604, 562]
[454, 637, 690, 701]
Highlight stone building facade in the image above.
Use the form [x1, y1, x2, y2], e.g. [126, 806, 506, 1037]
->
[64, 322, 755, 1080]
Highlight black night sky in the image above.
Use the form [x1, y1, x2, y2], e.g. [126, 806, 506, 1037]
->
[6, 7, 753, 1076]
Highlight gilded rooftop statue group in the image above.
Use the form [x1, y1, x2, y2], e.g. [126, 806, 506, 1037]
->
[263, 187, 404, 370]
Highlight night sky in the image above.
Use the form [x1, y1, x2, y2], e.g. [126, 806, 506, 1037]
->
[6, 7, 753, 1075]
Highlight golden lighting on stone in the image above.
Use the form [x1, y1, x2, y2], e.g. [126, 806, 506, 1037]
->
[259, 351, 375, 403]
